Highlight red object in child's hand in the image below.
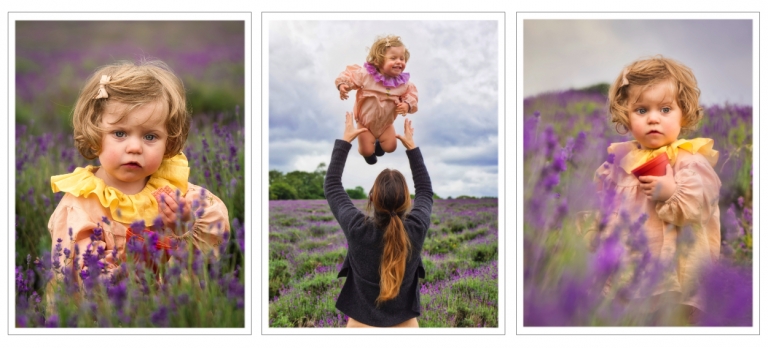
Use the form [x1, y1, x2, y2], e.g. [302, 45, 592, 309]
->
[631, 152, 669, 178]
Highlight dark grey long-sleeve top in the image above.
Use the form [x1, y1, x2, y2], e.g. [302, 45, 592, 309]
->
[324, 139, 433, 327]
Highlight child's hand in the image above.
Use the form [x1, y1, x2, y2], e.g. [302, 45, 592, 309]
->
[339, 84, 350, 100]
[396, 102, 409, 115]
[639, 164, 677, 202]
[156, 191, 192, 230]
[395, 118, 417, 150]
[343, 111, 368, 142]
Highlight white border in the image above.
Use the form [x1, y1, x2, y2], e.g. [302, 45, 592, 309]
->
[516, 11, 760, 335]
[7, 12, 252, 335]
[261, 12, 506, 335]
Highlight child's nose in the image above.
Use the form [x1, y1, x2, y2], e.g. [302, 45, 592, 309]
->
[125, 137, 143, 153]
[647, 111, 661, 123]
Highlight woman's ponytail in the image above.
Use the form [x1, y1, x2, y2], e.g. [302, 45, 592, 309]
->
[376, 212, 411, 306]
[367, 169, 413, 307]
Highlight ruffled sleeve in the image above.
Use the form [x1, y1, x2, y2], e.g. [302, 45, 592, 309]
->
[47, 194, 122, 278]
[170, 183, 230, 257]
[48, 196, 97, 272]
[401, 82, 419, 114]
[593, 160, 615, 192]
[656, 154, 721, 227]
[578, 161, 615, 252]
[335, 64, 366, 91]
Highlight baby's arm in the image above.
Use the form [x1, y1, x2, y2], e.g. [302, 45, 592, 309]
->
[655, 157, 721, 226]
[175, 184, 231, 258]
[335, 65, 365, 100]
[398, 83, 419, 115]
[48, 200, 117, 278]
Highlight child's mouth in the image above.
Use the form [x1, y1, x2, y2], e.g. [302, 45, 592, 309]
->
[647, 130, 662, 135]
[122, 162, 142, 168]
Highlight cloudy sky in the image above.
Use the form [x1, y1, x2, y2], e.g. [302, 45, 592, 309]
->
[267, 20, 500, 198]
[524, 20, 753, 106]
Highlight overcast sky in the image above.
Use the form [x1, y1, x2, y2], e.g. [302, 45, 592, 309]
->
[524, 20, 753, 106]
[268, 20, 500, 198]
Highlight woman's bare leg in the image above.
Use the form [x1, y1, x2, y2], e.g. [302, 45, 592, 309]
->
[346, 317, 419, 328]
[377, 124, 398, 153]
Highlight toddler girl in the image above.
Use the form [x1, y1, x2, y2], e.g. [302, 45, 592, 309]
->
[592, 56, 721, 322]
[47, 61, 230, 282]
[335, 35, 419, 165]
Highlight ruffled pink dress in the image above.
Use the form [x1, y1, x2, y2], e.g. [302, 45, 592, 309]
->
[588, 139, 721, 311]
[335, 62, 418, 138]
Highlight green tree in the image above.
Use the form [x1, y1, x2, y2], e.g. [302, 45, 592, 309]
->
[269, 181, 298, 200]
[269, 163, 327, 199]
[346, 186, 367, 199]
[269, 170, 284, 185]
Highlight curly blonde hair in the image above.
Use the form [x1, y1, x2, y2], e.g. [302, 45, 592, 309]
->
[72, 60, 190, 160]
[608, 56, 703, 135]
[366, 35, 411, 69]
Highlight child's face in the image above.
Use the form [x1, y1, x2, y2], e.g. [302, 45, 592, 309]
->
[96, 100, 168, 194]
[627, 81, 682, 150]
[378, 46, 407, 78]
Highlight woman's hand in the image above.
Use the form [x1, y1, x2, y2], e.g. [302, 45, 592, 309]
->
[395, 118, 416, 150]
[639, 164, 677, 201]
[343, 111, 368, 143]
[339, 84, 350, 100]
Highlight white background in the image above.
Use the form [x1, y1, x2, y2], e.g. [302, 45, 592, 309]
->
[1, 1, 766, 347]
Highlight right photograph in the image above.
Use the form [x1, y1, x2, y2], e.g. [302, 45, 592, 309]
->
[522, 19, 754, 327]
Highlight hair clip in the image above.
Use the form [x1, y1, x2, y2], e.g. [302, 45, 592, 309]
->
[620, 67, 630, 87]
[94, 75, 111, 99]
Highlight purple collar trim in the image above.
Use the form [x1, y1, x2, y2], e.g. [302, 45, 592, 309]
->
[364, 62, 410, 88]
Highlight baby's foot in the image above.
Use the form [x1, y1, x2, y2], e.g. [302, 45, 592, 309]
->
[374, 139, 385, 157]
[364, 154, 377, 165]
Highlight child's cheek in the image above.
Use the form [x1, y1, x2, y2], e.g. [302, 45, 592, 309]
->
[98, 140, 122, 167]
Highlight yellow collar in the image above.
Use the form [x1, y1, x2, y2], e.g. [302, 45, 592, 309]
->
[50, 153, 190, 225]
[608, 138, 719, 174]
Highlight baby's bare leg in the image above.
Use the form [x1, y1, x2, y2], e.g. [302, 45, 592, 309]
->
[378, 124, 398, 153]
[357, 123, 376, 157]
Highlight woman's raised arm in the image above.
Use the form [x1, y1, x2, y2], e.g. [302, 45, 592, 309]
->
[324, 113, 369, 239]
[398, 118, 433, 232]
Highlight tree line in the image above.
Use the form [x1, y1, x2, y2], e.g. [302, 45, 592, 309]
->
[269, 163, 454, 200]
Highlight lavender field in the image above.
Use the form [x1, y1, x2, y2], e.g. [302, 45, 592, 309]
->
[14, 21, 245, 327]
[268, 199, 498, 327]
[523, 89, 752, 326]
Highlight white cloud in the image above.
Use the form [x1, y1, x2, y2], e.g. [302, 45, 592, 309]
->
[268, 19, 500, 197]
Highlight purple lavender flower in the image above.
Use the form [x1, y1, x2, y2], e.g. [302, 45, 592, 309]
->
[150, 306, 169, 327]
[153, 215, 164, 230]
[107, 281, 128, 309]
[130, 220, 146, 233]
[44, 315, 59, 328]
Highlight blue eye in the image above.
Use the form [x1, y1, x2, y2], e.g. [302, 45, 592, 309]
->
[636, 108, 647, 115]
[144, 134, 156, 141]
[662, 107, 671, 113]
[114, 131, 126, 137]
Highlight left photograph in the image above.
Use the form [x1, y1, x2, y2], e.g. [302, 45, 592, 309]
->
[14, 20, 245, 327]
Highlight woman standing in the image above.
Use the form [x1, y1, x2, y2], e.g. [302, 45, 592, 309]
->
[324, 112, 433, 327]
